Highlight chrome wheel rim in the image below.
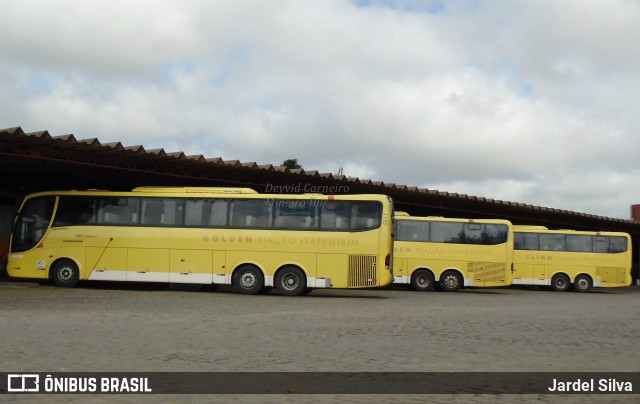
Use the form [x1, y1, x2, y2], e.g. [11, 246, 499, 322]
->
[240, 272, 257, 289]
[282, 273, 299, 290]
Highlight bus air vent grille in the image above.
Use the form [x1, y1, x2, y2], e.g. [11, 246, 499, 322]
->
[348, 255, 377, 287]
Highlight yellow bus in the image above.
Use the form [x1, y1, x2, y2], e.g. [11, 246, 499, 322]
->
[393, 213, 513, 292]
[512, 225, 632, 292]
[7, 187, 394, 296]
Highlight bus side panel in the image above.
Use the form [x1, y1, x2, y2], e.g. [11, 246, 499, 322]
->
[599, 266, 631, 287]
[170, 250, 212, 284]
[468, 261, 509, 286]
[317, 254, 347, 288]
[392, 256, 408, 284]
[512, 251, 550, 285]
[127, 248, 169, 282]
[86, 247, 127, 281]
[212, 250, 226, 284]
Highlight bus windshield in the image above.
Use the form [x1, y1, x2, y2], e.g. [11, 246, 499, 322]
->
[11, 196, 55, 253]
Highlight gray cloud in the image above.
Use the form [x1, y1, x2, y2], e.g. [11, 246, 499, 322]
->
[1, 0, 639, 219]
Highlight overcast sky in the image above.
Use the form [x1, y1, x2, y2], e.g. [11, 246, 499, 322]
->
[1, 0, 639, 220]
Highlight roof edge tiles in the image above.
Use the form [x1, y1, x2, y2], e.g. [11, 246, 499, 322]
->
[0, 126, 635, 226]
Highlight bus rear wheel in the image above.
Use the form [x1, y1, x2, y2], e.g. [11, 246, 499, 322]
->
[439, 270, 462, 292]
[234, 265, 264, 295]
[573, 274, 592, 292]
[52, 259, 80, 288]
[410, 269, 435, 291]
[276, 266, 307, 296]
[551, 273, 570, 292]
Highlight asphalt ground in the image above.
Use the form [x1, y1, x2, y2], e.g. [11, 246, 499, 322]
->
[1, 278, 639, 403]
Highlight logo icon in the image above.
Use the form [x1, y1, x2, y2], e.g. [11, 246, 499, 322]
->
[7, 374, 40, 392]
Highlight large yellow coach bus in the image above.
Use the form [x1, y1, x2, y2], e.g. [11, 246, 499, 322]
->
[393, 213, 513, 292]
[512, 225, 632, 292]
[7, 187, 394, 296]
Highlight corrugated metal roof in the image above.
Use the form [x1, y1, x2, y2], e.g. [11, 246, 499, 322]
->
[1, 126, 637, 228]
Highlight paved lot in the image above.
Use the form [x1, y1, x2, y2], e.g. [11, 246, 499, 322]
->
[1, 279, 639, 402]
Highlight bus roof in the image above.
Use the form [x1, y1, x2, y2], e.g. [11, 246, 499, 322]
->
[513, 225, 548, 230]
[395, 215, 512, 225]
[131, 187, 258, 194]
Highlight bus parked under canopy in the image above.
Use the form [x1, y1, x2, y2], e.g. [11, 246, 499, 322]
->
[8, 187, 394, 296]
[393, 213, 513, 292]
[512, 225, 632, 292]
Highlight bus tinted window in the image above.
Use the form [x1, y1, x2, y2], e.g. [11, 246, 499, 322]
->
[350, 202, 381, 230]
[395, 220, 430, 242]
[184, 199, 228, 227]
[141, 198, 184, 226]
[185, 199, 205, 226]
[320, 201, 349, 230]
[566, 235, 593, 252]
[463, 223, 483, 244]
[398, 221, 509, 245]
[430, 222, 464, 243]
[97, 198, 139, 225]
[274, 200, 317, 229]
[514, 232, 538, 250]
[539, 234, 565, 251]
[609, 236, 628, 253]
[516, 232, 628, 254]
[230, 199, 272, 228]
[54, 197, 97, 226]
[483, 224, 509, 244]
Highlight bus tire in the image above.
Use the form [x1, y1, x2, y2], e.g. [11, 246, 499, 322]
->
[410, 269, 435, 291]
[233, 265, 264, 295]
[551, 273, 570, 292]
[52, 259, 80, 288]
[573, 274, 592, 292]
[276, 266, 307, 296]
[439, 270, 462, 292]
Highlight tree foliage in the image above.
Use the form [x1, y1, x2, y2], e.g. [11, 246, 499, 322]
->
[281, 159, 301, 169]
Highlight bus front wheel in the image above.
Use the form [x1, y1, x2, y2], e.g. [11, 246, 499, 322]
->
[52, 259, 80, 288]
[439, 270, 462, 292]
[276, 266, 307, 296]
[551, 274, 571, 292]
[410, 269, 435, 291]
[573, 274, 592, 292]
[234, 265, 264, 295]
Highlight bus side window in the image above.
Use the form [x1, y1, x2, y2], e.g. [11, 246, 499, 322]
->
[230, 199, 272, 228]
[608, 236, 627, 253]
[53, 197, 97, 226]
[98, 198, 139, 225]
[464, 223, 483, 244]
[566, 235, 592, 252]
[483, 224, 508, 245]
[431, 222, 463, 243]
[350, 202, 381, 230]
[274, 200, 317, 229]
[540, 234, 564, 251]
[184, 199, 227, 227]
[211, 200, 228, 226]
[320, 201, 349, 230]
[514, 233, 523, 249]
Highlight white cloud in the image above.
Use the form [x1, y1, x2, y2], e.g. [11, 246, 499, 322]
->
[1, 0, 640, 219]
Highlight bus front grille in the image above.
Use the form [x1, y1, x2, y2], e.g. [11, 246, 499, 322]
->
[348, 255, 377, 287]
